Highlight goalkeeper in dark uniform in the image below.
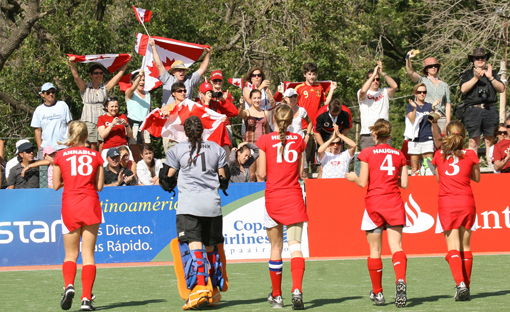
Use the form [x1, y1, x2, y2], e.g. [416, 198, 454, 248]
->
[160, 115, 230, 310]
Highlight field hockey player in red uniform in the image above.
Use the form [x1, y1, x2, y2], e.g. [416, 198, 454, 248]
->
[257, 104, 308, 310]
[346, 118, 409, 308]
[53, 121, 105, 311]
[431, 120, 480, 301]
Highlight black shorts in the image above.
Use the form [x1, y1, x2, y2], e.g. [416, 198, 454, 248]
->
[464, 105, 499, 139]
[176, 214, 224, 246]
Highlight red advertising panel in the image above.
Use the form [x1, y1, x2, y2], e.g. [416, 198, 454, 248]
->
[306, 175, 510, 258]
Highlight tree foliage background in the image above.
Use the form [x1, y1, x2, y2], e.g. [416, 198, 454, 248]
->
[0, 0, 509, 159]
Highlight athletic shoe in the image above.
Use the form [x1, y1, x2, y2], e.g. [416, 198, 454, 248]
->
[183, 285, 211, 310]
[291, 289, 304, 310]
[267, 292, 284, 308]
[80, 298, 95, 311]
[209, 287, 222, 306]
[60, 285, 75, 310]
[395, 279, 407, 308]
[454, 282, 469, 301]
[369, 290, 385, 305]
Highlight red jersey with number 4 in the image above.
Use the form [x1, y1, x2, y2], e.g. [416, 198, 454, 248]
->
[295, 83, 326, 130]
[256, 131, 308, 225]
[358, 144, 406, 214]
[53, 147, 104, 232]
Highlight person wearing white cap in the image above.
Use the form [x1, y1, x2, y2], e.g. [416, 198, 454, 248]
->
[5, 139, 31, 179]
[31, 82, 72, 160]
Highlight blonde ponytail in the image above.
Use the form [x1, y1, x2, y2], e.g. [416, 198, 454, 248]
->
[274, 104, 293, 155]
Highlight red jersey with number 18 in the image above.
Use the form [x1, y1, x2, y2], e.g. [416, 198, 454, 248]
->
[256, 131, 308, 225]
[53, 146, 104, 232]
[358, 144, 406, 219]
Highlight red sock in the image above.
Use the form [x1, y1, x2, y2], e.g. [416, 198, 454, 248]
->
[392, 251, 407, 283]
[367, 257, 383, 294]
[81, 265, 96, 300]
[62, 261, 77, 287]
[460, 251, 473, 288]
[207, 252, 216, 281]
[193, 250, 206, 286]
[291, 257, 305, 292]
[445, 250, 464, 285]
[269, 259, 283, 297]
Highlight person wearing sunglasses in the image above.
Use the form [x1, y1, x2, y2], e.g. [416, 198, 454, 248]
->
[7, 141, 40, 189]
[209, 70, 238, 147]
[406, 50, 451, 134]
[492, 117, 510, 173]
[406, 83, 440, 175]
[460, 48, 505, 163]
[31, 82, 73, 160]
[488, 123, 506, 172]
[68, 56, 130, 152]
[242, 66, 275, 111]
[318, 123, 357, 179]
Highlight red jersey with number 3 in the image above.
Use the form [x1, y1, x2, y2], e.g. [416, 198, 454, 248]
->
[295, 83, 326, 130]
[358, 144, 406, 214]
[257, 131, 308, 225]
[53, 147, 104, 232]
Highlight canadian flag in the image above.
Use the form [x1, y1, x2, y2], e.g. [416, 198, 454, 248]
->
[245, 81, 256, 90]
[66, 54, 131, 73]
[140, 99, 231, 147]
[118, 69, 140, 92]
[228, 78, 244, 89]
[134, 33, 210, 92]
[133, 6, 152, 24]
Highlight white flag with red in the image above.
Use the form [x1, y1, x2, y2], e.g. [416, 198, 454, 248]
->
[132, 6, 152, 24]
[140, 99, 231, 147]
[66, 54, 131, 73]
[228, 78, 244, 89]
[134, 33, 210, 91]
[245, 81, 256, 90]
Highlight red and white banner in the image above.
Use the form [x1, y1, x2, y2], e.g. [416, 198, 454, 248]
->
[118, 70, 140, 92]
[140, 99, 231, 147]
[134, 33, 210, 91]
[132, 6, 152, 24]
[66, 54, 131, 73]
[228, 78, 244, 89]
[306, 175, 510, 258]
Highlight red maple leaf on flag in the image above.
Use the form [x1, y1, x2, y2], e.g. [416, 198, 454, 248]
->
[161, 57, 175, 70]
[233, 81, 240, 86]
[146, 61, 161, 80]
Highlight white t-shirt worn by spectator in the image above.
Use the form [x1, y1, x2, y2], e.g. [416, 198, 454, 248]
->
[31, 101, 73, 150]
[357, 88, 391, 135]
[320, 150, 353, 179]
[288, 107, 308, 138]
[136, 158, 163, 185]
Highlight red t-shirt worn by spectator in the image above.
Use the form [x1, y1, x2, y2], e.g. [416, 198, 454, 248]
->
[492, 139, 510, 173]
[256, 131, 308, 225]
[97, 114, 128, 149]
[201, 92, 238, 126]
[295, 82, 326, 130]
[53, 146, 104, 232]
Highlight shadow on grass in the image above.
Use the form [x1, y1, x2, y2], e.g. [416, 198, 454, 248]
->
[306, 296, 363, 309]
[96, 299, 167, 310]
[210, 297, 268, 308]
[406, 295, 450, 307]
[471, 290, 510, 300]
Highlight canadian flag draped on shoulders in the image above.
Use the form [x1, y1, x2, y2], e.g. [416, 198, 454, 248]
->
[66, 54, 131, 73]
[140, 99, 231, 147]
[134, 33, 210, 91]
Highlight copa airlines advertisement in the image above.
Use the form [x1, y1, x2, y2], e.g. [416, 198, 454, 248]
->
[0, 183, 309, 267]
[306, 175, 510, 258]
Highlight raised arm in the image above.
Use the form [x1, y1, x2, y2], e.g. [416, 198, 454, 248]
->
[379, 61, 398, 98]
[323, 82, 337, 106]
[196, 48, 211, 77]
[106, 57, 130, 92]
[68, 56, 86, 92]
[405, 50, 421, 83]
[125, 69, 144, 101]
[335, 126, 357, 157]
[485, 64, 506, 93]
[149, 38, 167, 76]
[318, 132, 337, 160]
[359, 64, 380, 101]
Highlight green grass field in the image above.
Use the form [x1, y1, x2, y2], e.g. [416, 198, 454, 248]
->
[2, 255, 510, 311]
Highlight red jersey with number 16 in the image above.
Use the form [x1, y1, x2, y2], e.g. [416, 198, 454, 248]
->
[256, 131, 308, 225]
[53, 146, 104, 232]
[358, 144, 406, 212]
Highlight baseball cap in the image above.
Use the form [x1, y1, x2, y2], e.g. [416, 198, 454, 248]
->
[107, 148, 120, 158]
[211, 70, 223, 80]
[15, 139, 31, 153]
[18, 142, 34, 153]
[199, 81, 213, 93]
[43, 146, 56, 156]
[39, 82, 56, 94]
[284, 88, 298, 98]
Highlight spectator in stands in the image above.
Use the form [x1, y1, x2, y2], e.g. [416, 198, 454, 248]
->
[315, 99, 351, 147]
[243, 67, 275, 111]
[20, 145, 57, 188]
[31, 83, 72, 160]
[104, 148, 136, 186]
[357, 60, 398, 150]
[125, 69, 151, 162]
[118, 146, 137, 176]
[460, 48, 505, 160]
[492, 117, 510, 174]
[319, 124, 357, 179]
[208, 71, 238, 145]
[238, 89, 270, 181]
[295, 63, 337, 173]
[405, 83, 439, 175]
[97, 97, 133, 162]
[68, 56, 130, 151]
[488, 123, 506, 172]
[137, 144, 162, 185]
[228, 142, 259, 183]
[7, 141, 39, 189]
[406, 51, 451, 133]
[5, 139, 31, 180]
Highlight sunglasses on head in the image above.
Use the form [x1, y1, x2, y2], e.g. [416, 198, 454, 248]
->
[45, 90, 56, 95]
[498, 131, 508, 135]
[330, 141, 342, 146]
[416, 90, 427, 95]
[175, 89, 187, 94]
[474, 56, 486, 61]
[212, 79, 223, 83]
[251, 73, 263, 78]
[92, 71, 104, 75]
